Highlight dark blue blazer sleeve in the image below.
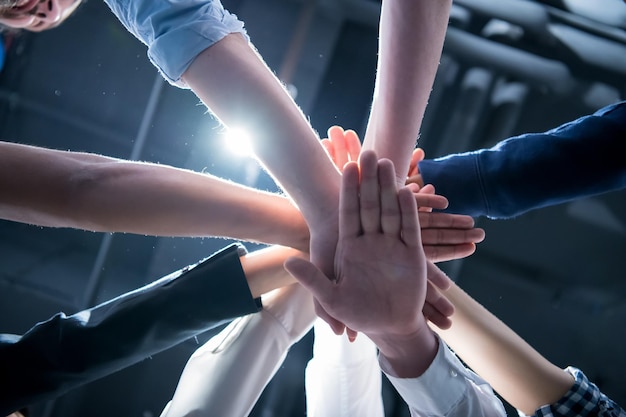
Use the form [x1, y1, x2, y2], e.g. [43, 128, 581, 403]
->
[419, 101, 626, 218]
[0, 243, 261, 415]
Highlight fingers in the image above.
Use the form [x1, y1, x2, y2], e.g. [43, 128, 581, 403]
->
[343, 129, 362, 163]
[358, 151, 381, 234]
[425, 280, 454, 316]
[284, 257, 332, 301]
[379, 159, 401, 235]
[418, 212, 477, 230]
[339, 162, 361, 239]
[398, 187, 421, 248]
[322, 126, 362, 173]
[419, 184, 436, 194]
[420, 226, 485, 245]
[406, 174, 425, 188]
[346, 327, 358, 342]
[423, 277, 455, 331]
[328, 126, 349, 171]
[284, 257, 347, 334]
[425, 261, 452, 291]
[314, 299, 346, 335]
[406, 183, 448, 211]
[418, 212, 486, 259]
[407, 148, 425, 178]
[423, 243, 477, 263]
[423, 302, 453, 330]
[413, 193, 449, 211]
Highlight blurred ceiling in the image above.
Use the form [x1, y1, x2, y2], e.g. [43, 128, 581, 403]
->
[0, 0, 625, 416]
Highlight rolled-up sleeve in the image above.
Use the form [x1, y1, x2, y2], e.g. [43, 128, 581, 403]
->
[103, 0, 247, 87]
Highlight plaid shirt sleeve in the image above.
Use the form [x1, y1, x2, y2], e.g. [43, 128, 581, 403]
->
[524, 367, 625, 417]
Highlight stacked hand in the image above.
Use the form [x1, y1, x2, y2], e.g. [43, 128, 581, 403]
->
[286, 150, 428, 333]
[322, 126, 485, 263]
[285, 150, 439, 376]
[303, 125, 486, 339]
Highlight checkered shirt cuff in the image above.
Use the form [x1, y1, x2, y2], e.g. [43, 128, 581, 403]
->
[530, 367, 625, 417]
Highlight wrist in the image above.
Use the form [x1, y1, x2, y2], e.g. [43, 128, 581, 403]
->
[240, 246, 304, 297]
[369, 317, 438, 378]
[261, 195, 310, 251]
[289, 215, 311, 253]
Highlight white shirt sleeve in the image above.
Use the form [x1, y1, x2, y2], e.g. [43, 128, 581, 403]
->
[160, 284, 316, 417]
[305, 320, 385, 417]
[380, 336, 506, 417]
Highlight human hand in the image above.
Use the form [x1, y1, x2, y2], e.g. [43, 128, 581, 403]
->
[321, 125, 362, 171]
[407, 147, 485, 261]
[286, 151, 442, 376]
[285, 150, 433, 338]
[321, 127, 456, 331]
[410, 183, 485, 261]
[302, 126, 351, 336]
[406, 147, 425, 187]
[323, 126, 449, 210]
[322, 127, 485, 263]
[313, 126, 444, 336]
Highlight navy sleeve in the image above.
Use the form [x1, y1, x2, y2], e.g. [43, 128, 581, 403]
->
[0, 243, 261, 415]
[419, 101, 626, 218]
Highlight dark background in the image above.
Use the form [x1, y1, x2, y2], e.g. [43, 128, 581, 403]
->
[0, 0, 625, 415]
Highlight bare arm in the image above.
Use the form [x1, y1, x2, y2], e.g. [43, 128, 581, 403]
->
[239, 245, 305, 298]
[363, 0, 452, 183]
[0, 141, 309, 251]
[181, 33, 341, 228]
[181, 32, 346, 291]
[434, 275, 574, 415]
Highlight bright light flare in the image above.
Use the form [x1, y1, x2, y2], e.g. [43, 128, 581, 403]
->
[222, 127, 254, 158]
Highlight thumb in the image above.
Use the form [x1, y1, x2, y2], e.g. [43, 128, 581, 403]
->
[284, 257, 332, 301]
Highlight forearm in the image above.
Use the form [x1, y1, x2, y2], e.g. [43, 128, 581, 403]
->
[363, 0, 452, 183]
[182, 33, 341, 226]
[240, 245, 304, 298]
[0, 142, 309, 250]
[435, 283, 574, 415]
[70, 163, 309, 249]
[370, 317, 439, 379]
[105, 2, 341, 228]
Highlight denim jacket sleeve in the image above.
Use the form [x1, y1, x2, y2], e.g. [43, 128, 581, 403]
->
[419, 101, 626, 218]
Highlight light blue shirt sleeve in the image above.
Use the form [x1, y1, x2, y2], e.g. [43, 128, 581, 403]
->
[103, 0, 248, 88]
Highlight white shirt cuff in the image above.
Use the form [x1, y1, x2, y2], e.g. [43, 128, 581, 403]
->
[381, 335, 492, 415]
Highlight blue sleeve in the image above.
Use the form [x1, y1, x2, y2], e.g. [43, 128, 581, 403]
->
[0, 244, 261, 415]
[419, 101, 626, 218]
[103, 0, 247, 87]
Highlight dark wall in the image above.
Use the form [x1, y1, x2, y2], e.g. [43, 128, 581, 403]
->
[1, 0, 625, 416]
